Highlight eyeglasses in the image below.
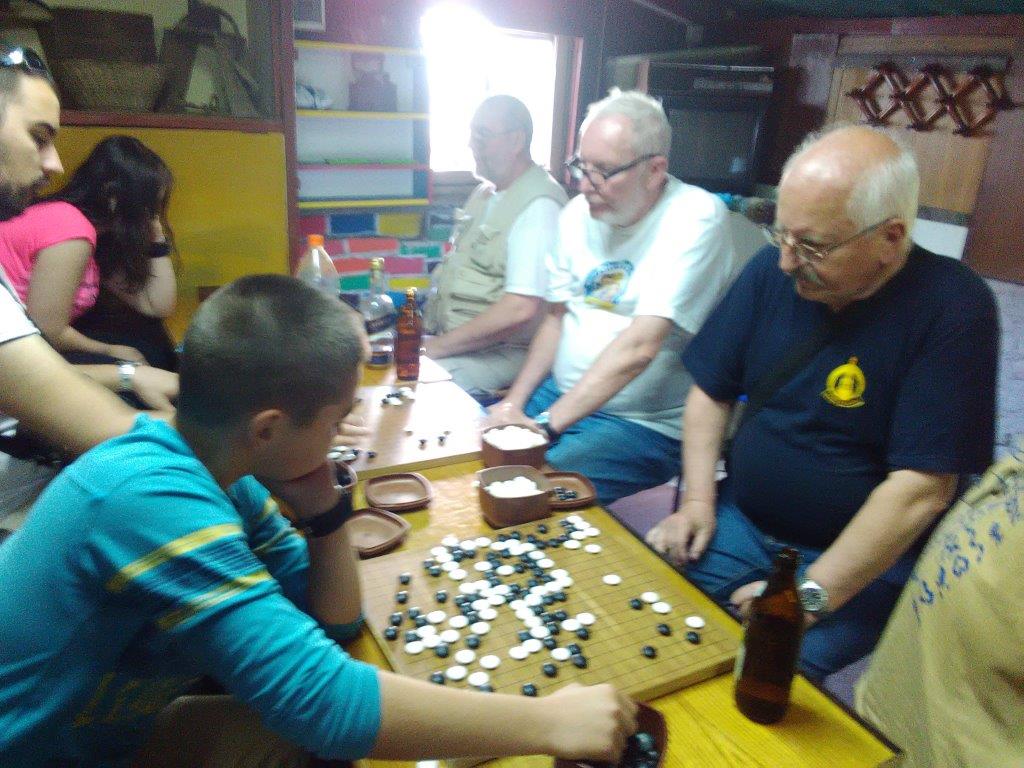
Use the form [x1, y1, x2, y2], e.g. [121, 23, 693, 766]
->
[0, 46, 50, 79]
[470, 127, 517, 143]
[762, 217, 895, 265]
[564, 153, 660, 187]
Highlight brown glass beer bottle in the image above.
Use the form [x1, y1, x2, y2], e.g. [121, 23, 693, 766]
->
[734, 546, 804, 723]
[395, 287, 422, 381]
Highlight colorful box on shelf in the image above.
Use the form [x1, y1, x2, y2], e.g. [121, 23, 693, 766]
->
[339, 272, 371, 291]
[377, 213, 422, 237]
[331, 257, 371, 274]
[382, 256, 425, 276]
[328, 212, 377, 236]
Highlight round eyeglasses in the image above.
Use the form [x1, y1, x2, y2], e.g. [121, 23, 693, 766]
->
[564, 153, 660, 187]
[762, 217, 896, 265]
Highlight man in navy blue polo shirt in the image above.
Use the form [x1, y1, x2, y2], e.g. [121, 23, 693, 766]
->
[646, 125, 998, 680]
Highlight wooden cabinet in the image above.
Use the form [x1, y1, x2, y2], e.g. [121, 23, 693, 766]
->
[292, 41, 431, 211]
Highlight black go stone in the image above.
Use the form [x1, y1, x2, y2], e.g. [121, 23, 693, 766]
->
[685, 630, 701, 645]
[418, 438, 427, 448]
[435, 644, 450, 658]
[532, 605, 545, 615]
[497, 533, 509, 542]
[630, 598, 643, 610]
[537, 524, 548, 534]
[522, 683, 538, 697]
[571, 654, 588, 669]
[399, 572, 411, 585]
[542, 637, 557, 650]
[405, 630, 419, 642]
[435, 590, 448, 603]
[576, 627, 590, 640]
[554, 610, 569, 621]
[422, 559, 435, 569]
[514, 563, 526, 574]
[535, 541, 547, 550]
[396, 591, 408, 604]
[488, 576, 501, 587]
[542, 595, 555, 606]
[384, 627, 398, 641]
[554, 591, 567, 602]
[430, 672, 445, 685]
[510, 531, 522, 540]
[414, 616, 428, 628]
[567, 643, 582, 655]
[545, 622, 559, 635]
[542, 663, 558, 678]
[642, 645, 657, 659]
[389, 612, 403, 626]
[452, 551, 464, 562]
[465, 612, 480, 624]
[466, 635, 481, 649]
[657, 623, 672, 636]
[367, 450, 377, 459]
[518, 630, 531, 642]
[408, 607, 421, 618]
[548, 539, 561, 548]
[477, 684, 495, 692]
[527, 578, 539, 587]
[428, 566, 442, 577]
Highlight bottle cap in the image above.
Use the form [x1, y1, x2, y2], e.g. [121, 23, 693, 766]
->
[307, 234, 325, 248]
[405, 287, 417, 297]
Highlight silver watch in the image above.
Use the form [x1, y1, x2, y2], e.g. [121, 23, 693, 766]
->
[117, 361, 137, 393]
[798, 579, 830, 615]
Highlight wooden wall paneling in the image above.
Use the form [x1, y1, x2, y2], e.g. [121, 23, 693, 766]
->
[826, 64, 993, 215]
[964, 41, 1024, 283]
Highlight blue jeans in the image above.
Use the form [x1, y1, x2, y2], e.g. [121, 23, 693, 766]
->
[684, 480, 914, 681]
[524, 377, 680, 506]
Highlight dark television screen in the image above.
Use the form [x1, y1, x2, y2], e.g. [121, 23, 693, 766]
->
[664, 96, 768, 195]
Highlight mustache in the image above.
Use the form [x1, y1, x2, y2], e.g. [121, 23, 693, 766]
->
[793, 264, 826, 288]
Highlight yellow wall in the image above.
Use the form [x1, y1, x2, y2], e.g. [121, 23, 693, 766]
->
[54, 127, 290, 340]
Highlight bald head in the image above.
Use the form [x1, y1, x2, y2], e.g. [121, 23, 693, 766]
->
[781, 125, 919, 246]
[475, 95, 533, 151]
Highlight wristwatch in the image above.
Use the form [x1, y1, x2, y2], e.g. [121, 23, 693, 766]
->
[798, 579, 830, 615]
[533, 410, 558, 442]
[296, 488, 354, 539]
[117, 361, 137, 393]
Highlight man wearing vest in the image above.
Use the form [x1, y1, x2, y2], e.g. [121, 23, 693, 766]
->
[488, 90, 738, 505]
[423, 95, 567, 400]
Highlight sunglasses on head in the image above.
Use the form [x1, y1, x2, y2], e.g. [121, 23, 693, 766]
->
[0, 46, 51, 78]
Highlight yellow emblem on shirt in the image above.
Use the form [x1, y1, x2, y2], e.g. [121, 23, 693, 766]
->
[822, 356, 866, 408]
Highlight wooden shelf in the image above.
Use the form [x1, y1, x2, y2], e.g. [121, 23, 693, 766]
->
[296, 109, 429, 120]
[297, 198, 430, 210]
[61, 110, 283, 133]
[295, 40, 423, 57]
[298, 163, 430, 171]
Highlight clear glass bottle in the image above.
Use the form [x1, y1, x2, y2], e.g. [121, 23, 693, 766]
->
[359, 257, 396, 368]
[734, 547, 804, 724]
[395, 287, 422, 381]
[294, 234, 338, 297]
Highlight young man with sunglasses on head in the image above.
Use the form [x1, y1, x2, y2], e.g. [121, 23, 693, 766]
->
[0, 45, 178, 524]
[422, 95, 567, 402]
[646, 125, 999, 680]
[489, 89, 739, 505]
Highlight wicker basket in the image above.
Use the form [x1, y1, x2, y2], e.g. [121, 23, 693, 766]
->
[54, 60, 166, 112]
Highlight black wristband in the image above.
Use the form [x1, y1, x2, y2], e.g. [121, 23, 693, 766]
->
[540, 421, 559, 442]
[149, 241, 171, 258]
[297, 488, 354, 539]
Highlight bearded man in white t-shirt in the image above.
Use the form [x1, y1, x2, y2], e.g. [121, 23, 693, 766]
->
[0, 47, 177, 522]
[489, 89, 738, 504]
[423, 95, 567, 400]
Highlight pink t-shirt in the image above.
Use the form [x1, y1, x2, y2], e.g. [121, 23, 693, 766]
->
[0, 201, 99, 321]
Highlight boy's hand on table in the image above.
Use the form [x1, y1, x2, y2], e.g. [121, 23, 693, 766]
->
[332, 412, 371, 446]
[542, 683, 637, 762]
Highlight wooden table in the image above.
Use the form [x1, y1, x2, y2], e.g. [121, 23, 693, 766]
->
[351, 461, 901, 768]
[361, 356, 454, 388]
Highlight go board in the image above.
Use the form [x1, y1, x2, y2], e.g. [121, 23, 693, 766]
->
[347, 381, 485, 479]
[359, 507, 738, 701]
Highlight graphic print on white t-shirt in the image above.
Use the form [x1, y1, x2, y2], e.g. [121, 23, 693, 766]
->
[583, 261, 633, 310]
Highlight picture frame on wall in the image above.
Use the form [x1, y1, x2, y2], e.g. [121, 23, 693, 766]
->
[293, 0, 326, 32]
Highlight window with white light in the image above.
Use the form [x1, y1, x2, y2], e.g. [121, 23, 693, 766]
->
[420, 4, 558, 173]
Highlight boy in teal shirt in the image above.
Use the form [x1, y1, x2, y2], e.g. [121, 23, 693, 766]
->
[0, 275, 635, 767]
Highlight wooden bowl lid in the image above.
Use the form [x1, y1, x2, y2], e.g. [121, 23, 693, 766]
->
[544, 471, 598, 509]
[348, 507, 411, 558]
[364, 472, 432, 512]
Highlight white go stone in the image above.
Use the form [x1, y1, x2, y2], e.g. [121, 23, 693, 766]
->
[564, 540, 582, 550]
[445, 665, 468, 681]
[538, 558, 556, 568]
[496, 565, 515, 576]
[473, 580, 491, 591]
[550, 569, 569, 579]
[566, 515, 583, 525]
[529, 625, 551, 639]
[458, 583, 478, 595]
[586, 528, 601, 537]
[515, 608, 534, 622]
[467, 671, 490, 687]
[470, 621, 491, 635]
[520, 542, 537, 553]
[509, 599, 526, 611]
[440, 629, 460, 643]
[474, 561, 494, 572]
[442, 534, 459, 547]
[685, 614, 706, 629]
[523, 638, 543, 653]
[551, 647, 571, 662]
[471, 599, 489, 611]
[475, 536, 492, 547]
[421, 634, 441, 649]
[479, 654, 501, 670]
[523, 615, 543, 628]
[404, 641, 424, 655]
[493, 584, 511, 596]
[430, 546, 448, 558]
[508, 645, 529, 660]
[584, 544, 602, 554]
[576, 612, 596, 626]
[448, 569, 467, 581]
[441, 561, 459, 572]
[652, 602, 672, 614]
[435, 551, 453, 563]
[460, 539, 477, 551]
[478, 607, 498, 621]
[415, 625, 437, 638]
[602, 574, 622, 586]
[454, 649, 476, 665]
[524, 594, 542, 607]
[641, 591, 660, 604]
[448, 615, 469, 629]
[427, 610, 447, 624]
[570, 531, 588, 540]
[528, 551, 545, 561]
[560, 619, 581, 632]
[487, 594, 505, 606]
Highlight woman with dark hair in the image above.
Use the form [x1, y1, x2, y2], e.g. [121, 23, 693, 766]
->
[0, 135, 178, 370]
